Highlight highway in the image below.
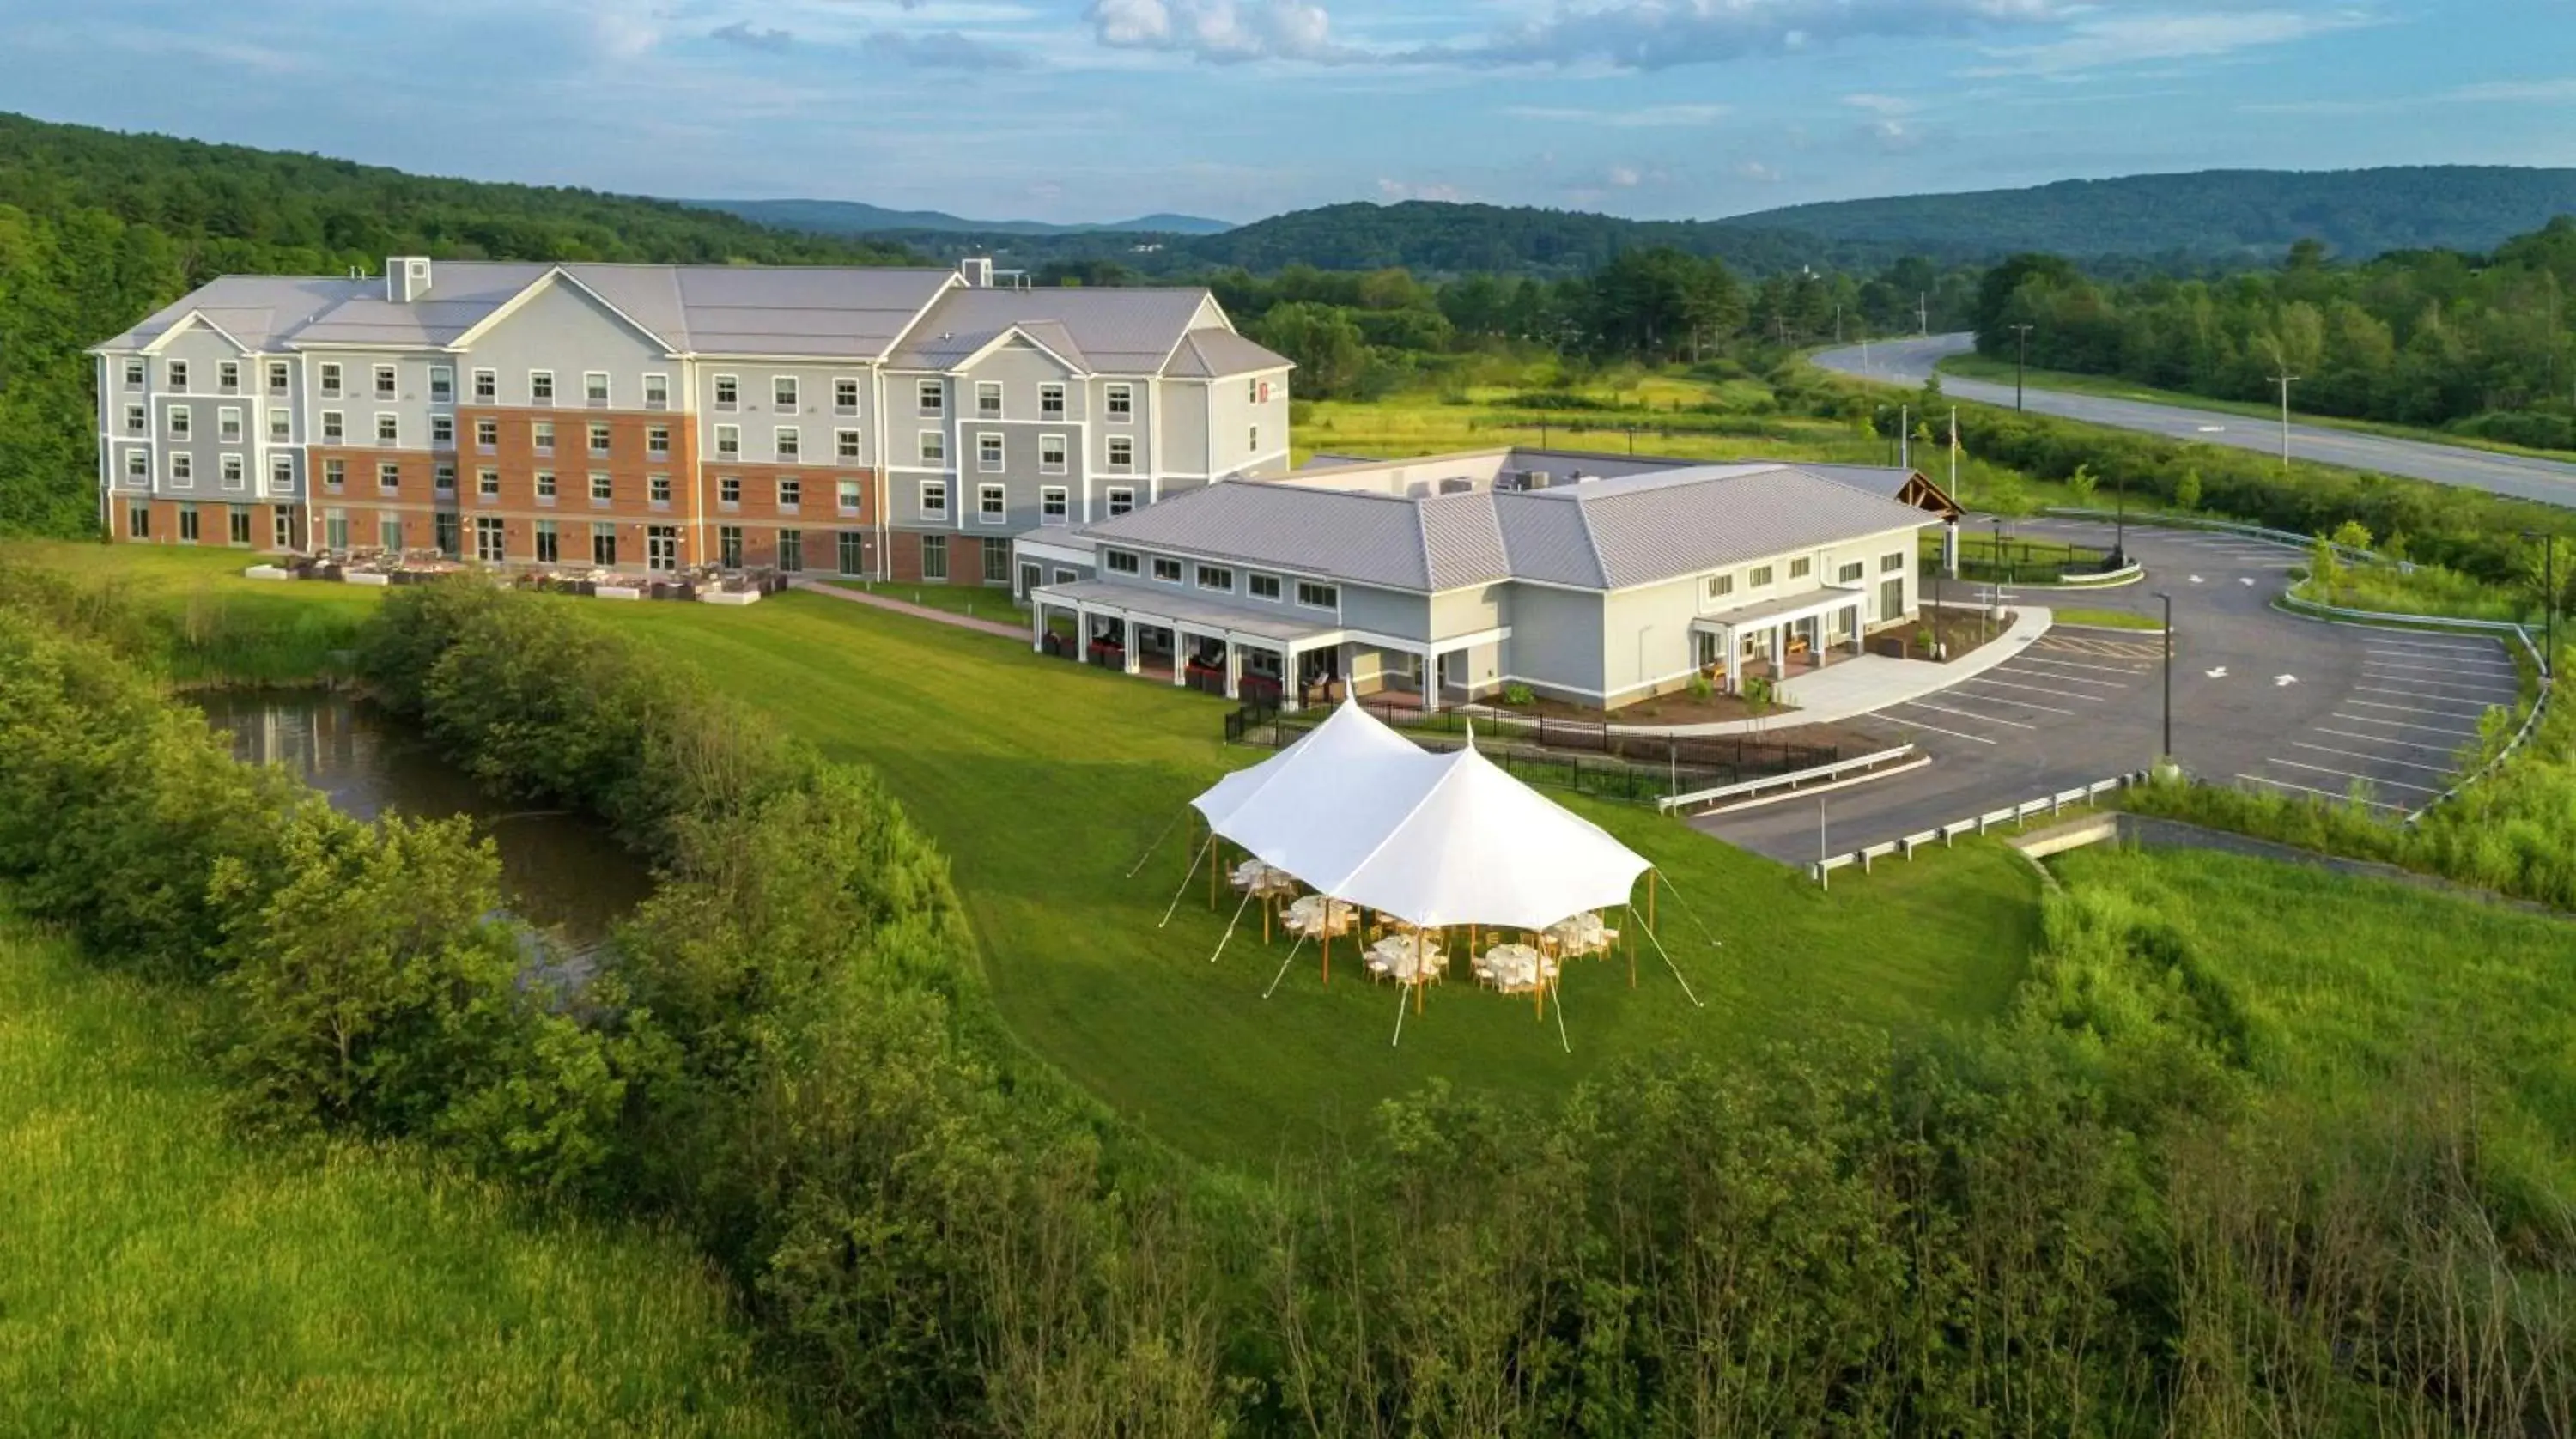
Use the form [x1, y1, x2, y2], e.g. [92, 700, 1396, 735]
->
[1814, 333, 2576, 510]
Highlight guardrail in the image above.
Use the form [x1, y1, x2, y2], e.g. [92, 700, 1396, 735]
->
[1808, 771, 2149, 884]
[1657, 744, 1917, 814]
[2277, 586, 2527, 635]
[2041, 507, 2381, 567]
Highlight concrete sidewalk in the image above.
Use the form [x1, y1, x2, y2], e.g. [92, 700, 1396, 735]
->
[1601, 605, 2056, 737]
[793, 579, 1030, 641]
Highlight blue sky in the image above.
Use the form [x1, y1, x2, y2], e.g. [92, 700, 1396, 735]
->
[8, 1, 2574, 224]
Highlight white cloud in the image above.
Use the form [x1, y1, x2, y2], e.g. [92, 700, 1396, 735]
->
[1605, 163, 1643, 187]
[2242, 74, 2576, 116]
[1504, 102, 1733, 127]
[1965, 9, 2379, 77]
[1733, 160, 1782, 182]
[1086, 0, 1355, 64]
[1376, 177, 1468, 202]
[1841, 92, 1916, 115]
[1413, 0, 2068, 70]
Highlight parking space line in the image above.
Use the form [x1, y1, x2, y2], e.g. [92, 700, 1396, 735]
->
[2012, 654, 2151, 677]
[2316, 726, 2464, 753]
[1881, 715, 1997, 745]
[2262, 757, 2442, 795]
[2330, 712, 2482, 738]
[2237, 772, 2405, 811]
[2353, 686, 2512, 712]
[1964, 677, 2104, 702]
[1892, 700, 2038, 730]
[1952, 689, 2078, 715]
[2345, 696, 2495, 720]
[2363, 636, 2506, 659]
[2362, 656, 2517, 677]
[2290, 741, 2457, 775]
[1992, 665, 2131, 689]
[2360, 671, 2521, 697]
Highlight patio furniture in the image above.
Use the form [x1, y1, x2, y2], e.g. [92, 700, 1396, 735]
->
[1282, 894, 1357, 940]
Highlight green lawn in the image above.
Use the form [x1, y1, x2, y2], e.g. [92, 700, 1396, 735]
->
[2049, 607, 2164, 631]
[820, 577, 1022, 623]
[0, 539, 378, 681]
[0, 912, 790, 1437]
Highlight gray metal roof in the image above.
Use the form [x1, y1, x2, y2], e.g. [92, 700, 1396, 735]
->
[1080, 462, 1938, 595]
[1163, 327, 1292, 379]
[884, 286, 1246, 375]
[1036, 579, 1338, 643]
[97, 276, 374, 352]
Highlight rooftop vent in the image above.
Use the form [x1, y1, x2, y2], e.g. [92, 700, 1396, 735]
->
[386, 256, 432, 304]
[1437, 477, 1475, 495]
[959, 256, 994, 288]
[1521, 469, 1552, 491]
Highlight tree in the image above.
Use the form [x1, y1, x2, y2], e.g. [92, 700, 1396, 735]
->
[2173, 467, 2203, 511]
[1252, 302, 1368, 398]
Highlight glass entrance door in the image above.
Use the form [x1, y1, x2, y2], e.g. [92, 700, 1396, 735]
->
[647, 525, 679, 572]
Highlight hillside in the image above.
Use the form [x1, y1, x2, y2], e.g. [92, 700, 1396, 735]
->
[693, 197, 1233, 237]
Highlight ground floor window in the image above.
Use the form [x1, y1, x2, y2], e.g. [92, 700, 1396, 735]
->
[380, 515, 404, 552]
[921, 533, 949, 581]
[228, 505, 252, 545]
[178, 503, 200, 543]
[718, 525, 743, 568]
[777, 529, 803, 573]
[533, 519, 558, 564]
[647, 525, 679, 573]
[837, 530, 865, 577]
[126, 502, 149, 539]
[474, 516, 506, 564]
[325, 510, 349, 550]
[592, 524, 617, 568]
[1019, 562, 1041, 598]
[1879, 576, 1905, 624]
[981, 538, 1010, 584]
[273, 508, 295, 550]
[434, 511, 461, 558]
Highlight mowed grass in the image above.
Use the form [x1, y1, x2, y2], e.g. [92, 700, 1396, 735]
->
[2050, 846, 2576, 1190]
[0, 538, 378, 681]
[2050, 606, 2165, 631]
[820, 576, 1020, 623]
[0, 912, 790, 1438]
[586, 592, 2045, 1165]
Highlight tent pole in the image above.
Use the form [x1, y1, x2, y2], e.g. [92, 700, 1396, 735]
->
[1158, 836, 1213, 930]
[1207, 884, 1255, 964]
[1210, 838, 1221, 909]
[1262, 934, 1309, 999]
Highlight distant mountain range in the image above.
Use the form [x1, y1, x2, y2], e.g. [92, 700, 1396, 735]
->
[688, 198, 1236, 238]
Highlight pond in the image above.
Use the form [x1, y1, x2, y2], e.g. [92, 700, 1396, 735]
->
[191, 689, 654, 951]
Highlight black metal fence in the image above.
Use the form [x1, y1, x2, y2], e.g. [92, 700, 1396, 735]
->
[1929, 536, 2118, 585]
[1223, 699, 1838, 805]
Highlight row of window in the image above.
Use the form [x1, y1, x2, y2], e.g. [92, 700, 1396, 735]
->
[1703, 550, 1907, 602]
[918, 480, 1125, 525]
[122, 359, 286, 396]
[125, 501, 284, 547]
[314, 461, 872, 514]
[1101, 548, 1336, 610]
[126, 450, 291, 490]
[712, 374, 861, 416]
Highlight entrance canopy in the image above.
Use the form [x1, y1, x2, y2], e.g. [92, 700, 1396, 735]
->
[1191, 700, 1651, 930]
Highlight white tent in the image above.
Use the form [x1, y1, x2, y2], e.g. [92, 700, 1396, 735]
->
[1190, 696, 1437, 838]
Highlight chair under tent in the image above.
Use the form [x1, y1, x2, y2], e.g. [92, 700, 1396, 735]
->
[1140, 699, 1715, 1048]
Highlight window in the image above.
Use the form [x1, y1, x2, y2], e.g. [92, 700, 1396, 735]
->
[378, 461, 401, 492]
[269, 409, 290, 442]
[534, 519, 559, 564]
[1748, 564, 1775, 587]
[834, 378, 860, 415]
[475, 516, 506, 564]
[167, 359, 191, 392]
[429, 367, 453, 403]
[647, 425, 671, 458]
[1151, 556, 1182, 584]
[643, 373, 669, 410]
[838, 531, 866, 576]
[978, 483, 1005, 523]
[649, 473, 671, 505]
[977, 434, 1004, 472]
[777, 477, 800, 510]
[1788, 556, 1812, 580]
[1248, 378, 1261, 404]
[169, 452, 192, 484]
[325, 510, 349, 549]
[374, 365, 397, 400]
[1106, 550, 1140, 576]
[1106, 383, 1133, 419]
[1106, 486, 1135, 517]
[273, 508, 293, 549]
[435, 462, 458, 493]
[267, 361, 290, 395]
[775, 427, 800, 462]
[535, 471, 556, 500]
[589, 423, 611, 457]
[714, 374, 738, 411]
[837, 479, 861, 514]
[229, 506, 252, 544]
[319, 362, 342, 398]
[592, 472, 614, 503]
[217, 361, 240, 394]
[983, 540, 1011, 585]
[1881, 551, 1907, 573]
[218, 407, 242, 442]
[270, 454, 296, 489]
[585, 372, 610, 407]
[528, 371, 554, 405]
[773, 376, 798, 410]
[1040, 383, 1065, 419]
[1249, 425, 1261, 453]
[1296, 580, 1339, 610]
[779, 530, 805, 572]
[1040, 487, 1068, 525]
[431, 415, 454, 446]
[920, 431, 946, 464]
[1106, 437, 1134, 471]
[975, 381, 1002, 419]
[478, 468, 501, 498]
[124, 359, 146, 387]
[324, 458, 345, 490]
[719, 476, 740, 507]
[473, 368, 497, 403]
[168, 404, 191, 440]
[1249, 573, 1281, 601]
[376, 413, 399, 446]
[220, 455, 245, 490]
[124, 449, 149, 480]
[920, 480, 947, 518]
[836, 428, 861, 461]
[383, 515, 410, 551]
[127, 502, 149, 538]
[179, 504, 200, 542]
[1039, 434, 1067, 475]
[533, 420, 555, 455]
[720, 525, 744, 568]
[124, 403, 144, 434]
[1838, 561, 1866, 584]
[475, 417, 498, 450]
[920, 534, 949, 581]
[714, 424, 739, 459]
[917, 379, 943, 416]
[319, 410, 341, 443]
[592, 525, 617, 567]
[1196, 565, 1233, 592]
[1706, 573, 1734, 599]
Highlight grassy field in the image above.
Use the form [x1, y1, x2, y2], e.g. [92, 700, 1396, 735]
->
[821, 577, 1019, 622]
[1, 539, 379, 681]
[0, 910, 790, 1437]
[2049, 606, 2164, 631]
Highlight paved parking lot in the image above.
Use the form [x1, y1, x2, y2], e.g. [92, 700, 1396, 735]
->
[1696, 519, 2530, 865]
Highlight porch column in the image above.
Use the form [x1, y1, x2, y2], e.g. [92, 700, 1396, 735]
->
[1772, 623, 1785, 686]
[1281, 643, 1303, 713]
[1030, 601, 1047, 653]
[1121, 617, 1141, 676]
[1420, 646, 1443, 713]
[1224, 638, 1242, 699]
[1943, 520, 1959, 578]
[1850, 603, 1865, 655]
[1168, 623, 1188, 686]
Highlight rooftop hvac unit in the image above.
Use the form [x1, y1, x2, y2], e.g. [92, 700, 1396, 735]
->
[1521, 469, 1551, 490]
[1438, 476, 1475, 495]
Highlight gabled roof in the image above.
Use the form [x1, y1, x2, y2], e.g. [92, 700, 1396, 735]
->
[1079, 482, 1494, 592]
[884, 285, 1262, 375]
[94, 276, 374, 353]
[1163, 327, 1293, 379]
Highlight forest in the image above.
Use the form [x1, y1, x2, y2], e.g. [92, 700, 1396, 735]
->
[1974, 221, 2576, 449]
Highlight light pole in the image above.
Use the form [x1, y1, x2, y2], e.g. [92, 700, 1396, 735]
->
[2523, 530, 2557, 675]
[2009, 324, 2034, 411]
[2111, 465, 2129, 569]
[2154, 591, 2175, 765]
[2269, 372, 2300, 471]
